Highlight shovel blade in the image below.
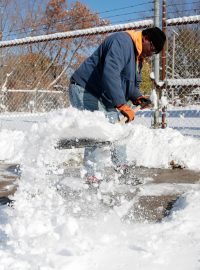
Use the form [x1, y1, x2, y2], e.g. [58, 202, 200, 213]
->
[56, 138, 111, 149]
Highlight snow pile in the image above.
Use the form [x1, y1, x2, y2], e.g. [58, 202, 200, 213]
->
[1, 189, 200, 269]
[0, 107, 199, 170]
[0, 129, 25, 162]
[150, 89, 158, 109]
[0, 107, 200, 269]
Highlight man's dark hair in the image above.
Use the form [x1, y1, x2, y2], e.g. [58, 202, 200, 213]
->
[142, 27, 166, 54]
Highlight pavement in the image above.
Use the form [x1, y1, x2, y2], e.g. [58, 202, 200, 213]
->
[0, 163, 199, 222]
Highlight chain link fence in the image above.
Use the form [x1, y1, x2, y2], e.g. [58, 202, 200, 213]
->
[162, 17, 200, 137]
[0, 16, 199, 136]
[166, 19, 200, 107]
[0, 20, 154, 129]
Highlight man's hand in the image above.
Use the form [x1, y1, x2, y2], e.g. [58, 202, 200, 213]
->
[116, 104, 135, 123]
[134, 96, 152, 109]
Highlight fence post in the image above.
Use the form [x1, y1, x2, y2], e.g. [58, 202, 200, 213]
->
[152, 0, 160, 128]
[154, 0, 160, 82]
[162, 0, 167, 82]
[161, 0, 167, 128]
[0, 2, 4, 112]
[0, 0, 2, 86]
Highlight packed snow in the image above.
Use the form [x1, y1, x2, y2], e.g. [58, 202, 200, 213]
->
[0, 107, 200, 270]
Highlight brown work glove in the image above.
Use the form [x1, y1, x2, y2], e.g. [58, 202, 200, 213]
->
[134, 95, 152, 109]
[116, 104, 135, 123]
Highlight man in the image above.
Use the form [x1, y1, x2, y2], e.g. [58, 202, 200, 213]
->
[68, 27, 166, 183]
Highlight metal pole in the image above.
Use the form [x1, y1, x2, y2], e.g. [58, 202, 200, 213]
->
[152, 0, 160, 128]
[171, 30, 179, 104]
[171, 32, 175, 103]
[0, 0, 3, 112]
[0, 0, 2, 88]
[161, 0, 167, 129]
[162, 0, 167, 81]
[154, 0, 160, 83]
[172, 33, 175, 80]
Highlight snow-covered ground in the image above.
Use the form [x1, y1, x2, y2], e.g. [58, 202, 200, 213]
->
[0, 105, 200, 138]
[0, 107, 200, 270]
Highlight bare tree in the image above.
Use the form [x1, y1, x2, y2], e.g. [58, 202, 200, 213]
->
[2, 0, 109, 91]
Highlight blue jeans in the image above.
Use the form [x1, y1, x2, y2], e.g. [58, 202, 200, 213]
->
[68, 83, 127, 177]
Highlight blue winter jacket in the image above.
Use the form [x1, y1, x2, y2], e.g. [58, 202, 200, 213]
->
[71, 32, 142, 108]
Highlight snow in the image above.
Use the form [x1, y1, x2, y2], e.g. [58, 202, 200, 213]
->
[160, 95, 168, 107]
[167, 78, 200, 86]
[150, 72, 155, 80]
[0, 107, 200, 270]
[167, 15, 200, 25]
[150, 89, 158, 108]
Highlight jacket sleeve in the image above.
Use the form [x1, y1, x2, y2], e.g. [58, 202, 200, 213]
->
[101, 38, 129, 106]
[129, 71, 143, 103]
[130, 56, 143, 103]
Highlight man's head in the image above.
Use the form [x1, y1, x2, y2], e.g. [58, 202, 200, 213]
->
[141, 27, 166, 58]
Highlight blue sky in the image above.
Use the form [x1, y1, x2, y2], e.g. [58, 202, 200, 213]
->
[4, 0, 197, 40]
[68, 0, 198, 23]
[70, 0, 151, 12]
[68, 0, 154, 24]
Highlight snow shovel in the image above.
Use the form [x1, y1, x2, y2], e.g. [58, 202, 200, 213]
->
[57, 102, 151, 149]
[56, 137, 112, 149]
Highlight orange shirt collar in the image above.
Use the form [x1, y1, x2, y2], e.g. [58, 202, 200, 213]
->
[126, 30, 142, 62]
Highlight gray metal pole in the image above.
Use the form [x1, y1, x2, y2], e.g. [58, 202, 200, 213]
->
[152, 0, 160, 128]
[172, 33, 175, 80]
[154, 0, 160, 83]
[0, 0, 2, 89]
[172, 32, 175, 102]
[0, 0, 3, 111]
